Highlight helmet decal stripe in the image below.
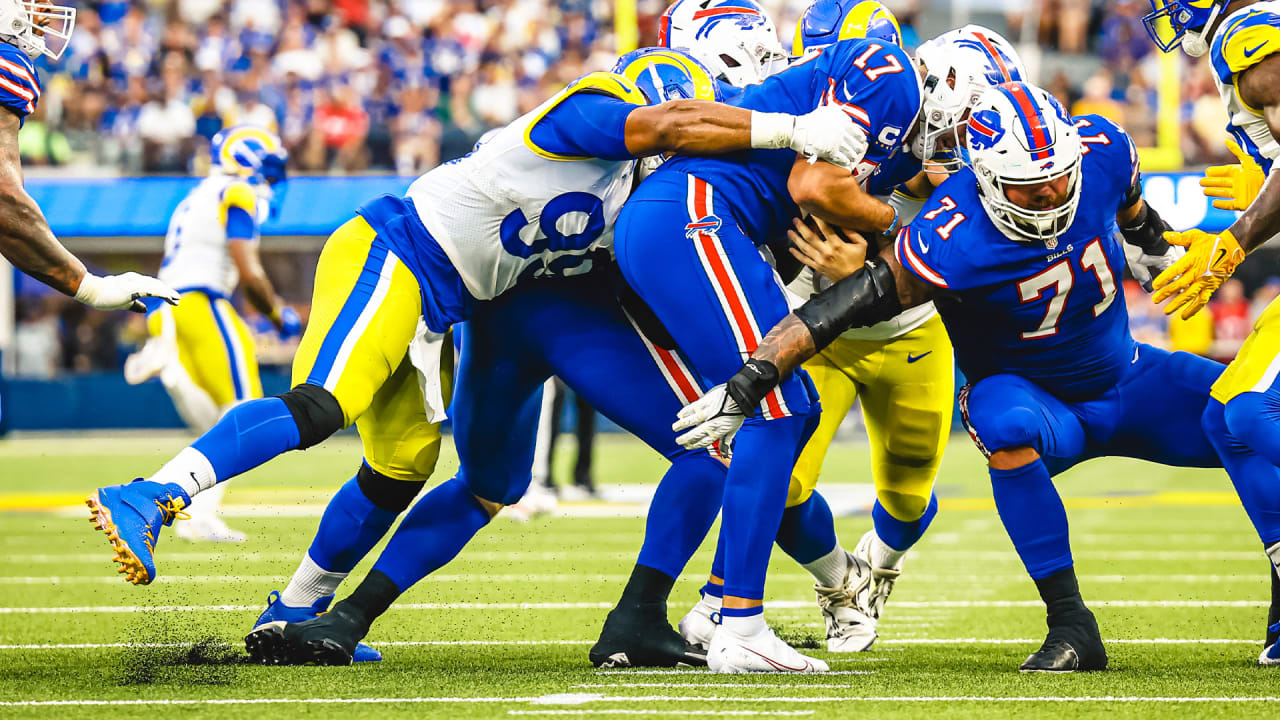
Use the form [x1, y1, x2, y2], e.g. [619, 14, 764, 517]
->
[1000, 83, 1053, 161]
[972, 30, 1014, 82]
[692, 5, 761, 19]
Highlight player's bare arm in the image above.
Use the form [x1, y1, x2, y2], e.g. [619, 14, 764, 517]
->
[786, 155, 896, 233]
[625, 100, 868, 168]
[1226, 50, 1280, 252]
[227, 240, 287, 329]
[0, 109, 83, 294]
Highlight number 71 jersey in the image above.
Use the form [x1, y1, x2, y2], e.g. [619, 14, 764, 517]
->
[895, 114, 1139, 399]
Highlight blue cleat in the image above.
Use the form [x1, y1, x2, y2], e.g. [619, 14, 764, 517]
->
[1262, 622, 1280, 666]
[248, 591, 382, 663]
[86, 479, 191, 585]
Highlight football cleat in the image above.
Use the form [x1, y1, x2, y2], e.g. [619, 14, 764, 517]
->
[174, 516, 247, 543]
[85, 479, 191, 585]
[814, 549, 878, 652]
[249, 591, 382, 663]
[855, 529, 905, 617]
[1020, 609, 1108, 673]
[245, 603, 367, 666]
[506, 481, 558, 522]
[1261, 621, 1280, 666]
[678, 594, 722, 650]
[708, 623, 829, 673]
[590, 601, 707, 668]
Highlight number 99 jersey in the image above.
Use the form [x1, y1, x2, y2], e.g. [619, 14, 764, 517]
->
[894, 114, 1140, 399]
[398, 72, 649, 303]
[1210, 1, 1280, 172]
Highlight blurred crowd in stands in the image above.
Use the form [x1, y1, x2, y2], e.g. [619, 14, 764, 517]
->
[15, 0, 1239, 174]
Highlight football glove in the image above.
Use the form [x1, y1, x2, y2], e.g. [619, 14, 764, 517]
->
[1152, 229, 1246, 319]
[673, 383, 745, 451]
[74, 272, 180, 313]
[1201, 138, 1266, 211]
[1123, 240, 1184, 293]
[752, 106, 869, 170]
[275, 306, 303, 340]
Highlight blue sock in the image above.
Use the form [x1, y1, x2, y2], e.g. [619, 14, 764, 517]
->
[720, 414, 814, 600]
[775, 491, 838, 565]
[371, 477, 491, 592]
[709, 530, 726, 582]
[990, 460, 1072, 579]
[190, 397, 301, 481]
[307, 475, 400, 573]
[636, 453, 726, 579]
[719, 605, 762, 618]
[1206, 398, 1280, 546]
[700, 581, 723, 599]
[873, 494, 939, 552]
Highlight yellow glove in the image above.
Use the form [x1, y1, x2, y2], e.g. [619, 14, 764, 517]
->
[1200, 138, 1266, 211]
[1151, 229, 1247, 319]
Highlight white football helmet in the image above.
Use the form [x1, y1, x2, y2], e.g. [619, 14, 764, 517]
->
[912, 25, 1027, 168]
[658, 0, 787, 87]
[965, 82, 1082, 244]
[0, 0, 74, 61]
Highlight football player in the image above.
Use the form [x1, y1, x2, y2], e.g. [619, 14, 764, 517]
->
[0, 1, 176, 327]
[670, 82, 1267, 672]
[1143, 0, 1280, 665]
[239, 48, 859, 668]
[658, 0, 789, 88]
[124, 126, 300, 543]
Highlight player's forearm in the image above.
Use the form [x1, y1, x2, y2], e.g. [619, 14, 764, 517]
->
[789, 162, 895, 233]
[750, 313, 817, 377]
[241, 272, 282, 325]
[1228, 170, 1280, 253]
[626, 100, 761, 156]
[0, 186, 85, 296]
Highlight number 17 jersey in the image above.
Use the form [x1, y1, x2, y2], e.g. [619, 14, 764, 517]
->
[894, 114, 1139, 400]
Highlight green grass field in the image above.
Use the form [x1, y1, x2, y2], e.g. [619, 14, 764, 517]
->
[0, 432, 1276, 719]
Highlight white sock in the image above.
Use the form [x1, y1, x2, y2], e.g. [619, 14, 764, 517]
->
[279, 553, 348, 608]
[152, 447, 217, 498]
[1267, 541, 1280, 573]
[699, 588, 724, 612]
[721, 610, 767, 636]
[869, 531, 908, 571]
[184, 483, 226, 522]
[803, 545, 849, 588]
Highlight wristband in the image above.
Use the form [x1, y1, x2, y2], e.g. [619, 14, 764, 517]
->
[726, 358, 780, 417]
[73, 273, 101, 303]
[750, 111, 796, 150]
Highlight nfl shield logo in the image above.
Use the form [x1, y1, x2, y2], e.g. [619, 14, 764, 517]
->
[1045, 237, 1058, 250]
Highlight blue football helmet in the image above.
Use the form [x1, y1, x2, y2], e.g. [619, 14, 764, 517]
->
[211, 125, 289, 186]
[793, 0, 901, 55]
[1143, 0, 1227, 56]
[612, 47, 724, 104]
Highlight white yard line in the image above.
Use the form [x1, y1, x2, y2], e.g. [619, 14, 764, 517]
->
[592, 671, 876, 676]
[509, 712, 813, 717]
[573, 683, 869, 689]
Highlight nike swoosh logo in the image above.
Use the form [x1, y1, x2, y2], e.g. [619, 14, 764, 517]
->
[1245, 41, 1269, 58]
[1213, 248, 1227, 267]
[907, 352, 932, 363]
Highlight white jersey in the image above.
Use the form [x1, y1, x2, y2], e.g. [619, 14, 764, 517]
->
[404, 74, 643, 301]
[1210, 2, 1280, 172]
[158, 175, 262, 297]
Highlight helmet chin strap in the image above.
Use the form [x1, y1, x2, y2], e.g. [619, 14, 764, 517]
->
[1182, 3, 1223, 57]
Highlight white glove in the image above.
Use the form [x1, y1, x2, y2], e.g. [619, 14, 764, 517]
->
[673, 383, 745, 451]
[74, 272, 180, 313]
[751, 106, 868, 170]
[1124, 241, 1186, 293]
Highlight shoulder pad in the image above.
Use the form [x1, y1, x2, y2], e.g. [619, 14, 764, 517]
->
[524, 72, 646, 161]
[220, 181, 258, 218]
[1212, 8, 1280, 84]
[0, 43, 40, 118]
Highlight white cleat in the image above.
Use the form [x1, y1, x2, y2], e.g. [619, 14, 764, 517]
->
[1261, 622, 1280, 666]
[174, 515, 247, 543]
[814, 550, 878, 652]
[855, 529, 904, 625]
[708, 624, 829, 673]
[506, 482, 558, 522]
[678, 595, 721, 650]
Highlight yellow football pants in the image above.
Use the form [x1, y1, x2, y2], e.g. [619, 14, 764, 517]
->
[291, 216, 452, 481]
[789, 314, 953, 522]
[147, 291, 262, 408]
[1212, 296, 1280, 403]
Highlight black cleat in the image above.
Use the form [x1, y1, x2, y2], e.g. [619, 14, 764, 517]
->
[590, 602, 707, 668]
[245, 605, 367, 666]
[1020, 609, 1108, 673]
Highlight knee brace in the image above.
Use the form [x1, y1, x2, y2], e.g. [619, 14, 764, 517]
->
[278, 383, 345, 449]
[356, 462, 426, 513]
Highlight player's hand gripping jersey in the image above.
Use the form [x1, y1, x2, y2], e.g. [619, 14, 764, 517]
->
[896, 112, 1140, 399]
[661, 37, 921, 250]
[1210, 1, 1280, 172]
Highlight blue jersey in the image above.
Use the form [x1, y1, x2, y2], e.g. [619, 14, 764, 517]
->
[662, 38, 921, 249]
[896, 114, 1141, 399]
[0, 43, 40, 124]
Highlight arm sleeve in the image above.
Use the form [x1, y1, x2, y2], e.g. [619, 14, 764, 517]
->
[526, 93, 639, 161]
[0, 47, 39, 121]
[221, 182, 260, 242]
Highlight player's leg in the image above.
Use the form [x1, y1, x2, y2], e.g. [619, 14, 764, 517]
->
[127, 299, 220, 433]
[87, 217, 421, 584]
[961, 374, 1104, 672]
[174, 296, 263, 543]
[615, 175, 824, 673]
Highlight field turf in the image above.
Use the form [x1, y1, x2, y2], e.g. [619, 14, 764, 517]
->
[0, 432, 1276, 718]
